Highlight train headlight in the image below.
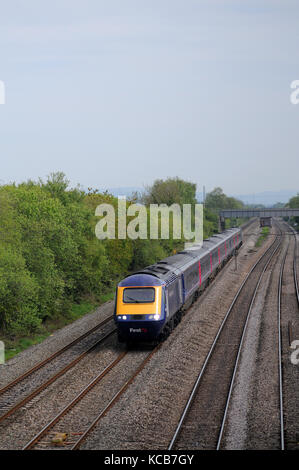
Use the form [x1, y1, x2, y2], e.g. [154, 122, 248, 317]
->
[122, 315, 127, 320]
[154, 315, 160, 321]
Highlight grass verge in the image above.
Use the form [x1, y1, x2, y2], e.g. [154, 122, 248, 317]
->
[255, 226, 270, 248]
[2, 290, 115, 362]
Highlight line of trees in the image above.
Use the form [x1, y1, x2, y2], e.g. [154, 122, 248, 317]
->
[0, 174, 241, 338]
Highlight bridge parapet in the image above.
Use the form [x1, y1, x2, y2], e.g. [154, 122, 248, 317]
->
[220, 208, 299, 218]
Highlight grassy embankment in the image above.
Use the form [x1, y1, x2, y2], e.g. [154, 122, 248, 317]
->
[4, 292, 114, 361]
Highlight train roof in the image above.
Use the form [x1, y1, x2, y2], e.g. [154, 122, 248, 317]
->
[180, 227, 241, 258]
[119, 273, 165, 287]
[123, 227, 242, 285]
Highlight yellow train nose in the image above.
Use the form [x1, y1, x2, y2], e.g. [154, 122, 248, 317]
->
[116, 286, 162, 317]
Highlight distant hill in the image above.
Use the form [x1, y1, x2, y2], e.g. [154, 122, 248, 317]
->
[98, 187, 299, 207]
[229, 190, 299, 207]
[99, 187, 143, 198]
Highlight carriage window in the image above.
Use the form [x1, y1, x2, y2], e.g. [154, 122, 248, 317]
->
[123, 288, 155, 303]
[187, 269, 198, 286]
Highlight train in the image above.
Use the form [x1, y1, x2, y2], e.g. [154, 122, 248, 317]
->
[114, 227, 242, 344]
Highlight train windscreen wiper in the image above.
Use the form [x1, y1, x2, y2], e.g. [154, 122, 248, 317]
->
[126, 296, 141, 303]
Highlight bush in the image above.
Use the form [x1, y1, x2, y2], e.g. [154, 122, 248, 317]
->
[0, 246, 40, 335]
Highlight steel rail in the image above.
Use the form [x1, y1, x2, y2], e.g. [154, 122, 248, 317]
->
[288, 224, 299, 307]
[277, 244, 288, 450]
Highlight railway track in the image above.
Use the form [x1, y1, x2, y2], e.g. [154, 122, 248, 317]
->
[23, 345, 161, 450]
[168, 221, 284, 450]
[0, 315, 115, 424]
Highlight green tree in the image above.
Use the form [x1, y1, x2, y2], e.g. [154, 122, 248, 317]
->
[205, 187, 243, 210]
[0, 246, 40, 335]
[142, 177, 197, 206]
[287, 193, 299, 228]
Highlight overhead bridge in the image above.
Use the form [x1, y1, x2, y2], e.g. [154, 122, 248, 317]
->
[219, 208, 299, 230]
[220, 208, 299, 218]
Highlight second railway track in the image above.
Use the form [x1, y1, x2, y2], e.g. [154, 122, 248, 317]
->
[0, 315, 116, 424]
[279, 223, 299, 450]
[168, 221, 284, 450]
[23, 345, 161, 450]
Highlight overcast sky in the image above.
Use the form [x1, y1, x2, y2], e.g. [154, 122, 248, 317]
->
[0, 0, 298, 196]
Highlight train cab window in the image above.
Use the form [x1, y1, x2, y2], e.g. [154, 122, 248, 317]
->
[123, 287, 155, 303]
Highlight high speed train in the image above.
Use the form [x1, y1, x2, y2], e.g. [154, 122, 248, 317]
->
[114, 227, 242, 343]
